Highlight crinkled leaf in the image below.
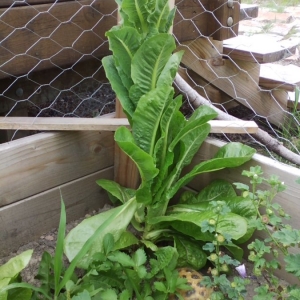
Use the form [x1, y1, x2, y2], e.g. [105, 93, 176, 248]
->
[0, 249, 33, 282]
[102, 56, 134, 121]
[174, 236, 207, 269]
[113, 231, 139, 251]
[132, 249, 147, 267]
[72, 290, 91, 300]
[156, 51, 184, 88]
[121, 0, 149, 34]
[96, 179, 136, 204]
[115, 126, 158, 183]
[195, 179, 237, 203]
[148, 0, 174, 33]
[108, 251, 134, 267]
[35, 251, 53, 295]
[106, 27, 140, 90]
[132, 86, 174, 154]
[284, 254, 300, 277]
[169, 143, 256, 196]
[130, 33, 175, 104]
[149, 211, 248, 241]
[272, 228, 300, 247]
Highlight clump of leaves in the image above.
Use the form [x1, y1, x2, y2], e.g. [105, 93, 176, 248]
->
[63, 0, 256, 273]
[234, 166, 300, 299]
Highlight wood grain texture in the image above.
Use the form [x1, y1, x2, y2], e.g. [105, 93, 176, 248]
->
[259, 63, 300, 92]
[0, 130, 114, 207]
[178, 38, 288, 126]
[0, 117, 258, 133]
[0, 168, 113, 256]
[173, 0, 240, 42]
[0, 0, 117, 79]
[223, 35, 299, 63]
[186, 137, 300, 284]
[0, 0, 73, 7]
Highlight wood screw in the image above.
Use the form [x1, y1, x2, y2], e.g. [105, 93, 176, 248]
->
[227, 17, 233, 26]
[227, 0, 234, 8]
[15, 88, 23, 97]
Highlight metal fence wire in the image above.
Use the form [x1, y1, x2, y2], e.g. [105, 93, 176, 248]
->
[0, 0, 300, 165]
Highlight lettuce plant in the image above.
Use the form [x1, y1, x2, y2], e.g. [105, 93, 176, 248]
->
[64, 0, 256, 270]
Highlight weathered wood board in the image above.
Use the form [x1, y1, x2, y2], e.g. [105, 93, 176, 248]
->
[0, 0, 73, 7]
[0, 117, 258, 133]
[0, 130, 114, 207]
[173, 0, 240, 42]
[239, 3, 259, 20]
[260, 63, 300, 91]
[0, 0, 117, 79]
[223, 34, 299, 63]
[0, 168, 113, 257]
[178, 38, 288, 126]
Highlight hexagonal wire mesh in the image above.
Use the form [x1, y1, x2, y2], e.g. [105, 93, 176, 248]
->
[0, 0, 299, 164]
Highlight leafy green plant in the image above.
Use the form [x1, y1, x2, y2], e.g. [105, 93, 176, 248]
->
[233, 166, 300, 299]
[64, 0, 256, 272]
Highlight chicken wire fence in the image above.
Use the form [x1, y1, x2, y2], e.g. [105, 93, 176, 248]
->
[0, 0, 300, 165]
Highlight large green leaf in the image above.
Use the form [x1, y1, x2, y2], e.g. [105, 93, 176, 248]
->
[148, 0, 174, 33]
[106, 27, 141, 90]
[148, 211, 248, 241]
[169, 105, 217, 151]
[0, 250, 33, 300]
[152, 96, 182, 193]
[195, 179, 237, 203]
[64, 197, 137, 268]
[102, 56, 134, 121]
[96, 179, 136, 204]
[156, 51, 184, 88]
[130, 33, 175, 104]
[174, 235, 207, 269]
[121, 0, 149, 34]
[114, 126, 159, 183]
[161, 122, 211, 198]
[0, 250, 33, 284]
[169, 143, 256, 197]
[132, 86, 173, 155]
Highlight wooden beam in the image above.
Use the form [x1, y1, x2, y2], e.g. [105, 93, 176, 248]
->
[0, 0, 73, 8]
[0, 130, 114, 207]
[259, 63, 300, 92]
[178, 38, 288, 126]
[173, 0, 240, 42]
[0, 116, 258, 133]
[0, 168, 113, 257]
[0, 0, 117, 79]
[223, 35, 299, 63]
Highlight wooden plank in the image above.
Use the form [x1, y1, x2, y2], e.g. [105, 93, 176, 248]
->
[223, 35, 299, 63]
[0, 0, 73, 7]
[173, 0, 239, 42]
[186, 137, 300, 284]
[240, 4, 259, 21]
[0, 168, 113, 257]
[178, 38, 288, 126]
[260, 63, 300, 92]
[207, 0, 241, 41]
[0, 0, 117, 79]
[0, 116, 259, 133]
[0, 130, 114, 207]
